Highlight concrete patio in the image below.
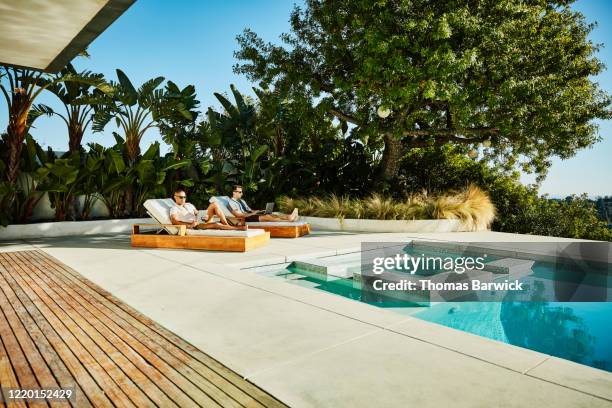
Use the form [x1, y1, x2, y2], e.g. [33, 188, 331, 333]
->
[1, 230, 611, 407]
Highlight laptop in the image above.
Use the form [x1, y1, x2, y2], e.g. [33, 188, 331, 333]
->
[256, 202, 275, 215]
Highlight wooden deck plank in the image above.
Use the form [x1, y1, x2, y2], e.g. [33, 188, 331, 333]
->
[0, 250, 288, 408]
[0, 319, 28, 408]
[0, 283, 72, 408]
[30, 251, 286, 408]
[0, 266, 109, 408]
[13, 251, 225, 408]
[24, 252, 239, 408]
[2, 252, 155, 408]
[0, 292, 45, 397]
[0, 254, 140, 408]
[26, 252, 254, 406]
[6, 251, 188, 408]
[0, 279, 91, 408]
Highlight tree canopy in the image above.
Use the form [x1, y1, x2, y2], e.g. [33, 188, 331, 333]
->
[234, 0, 612, 180]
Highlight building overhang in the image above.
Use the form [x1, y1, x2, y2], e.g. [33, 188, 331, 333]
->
[0, 0, 135, 72]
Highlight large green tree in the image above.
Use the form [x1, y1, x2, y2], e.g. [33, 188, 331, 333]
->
[234, 0, 611, 181]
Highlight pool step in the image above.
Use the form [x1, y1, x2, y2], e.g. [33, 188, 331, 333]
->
[291, 255, 535, 284]
[291, 255, 362, 280]
[483, 258, 534, 276]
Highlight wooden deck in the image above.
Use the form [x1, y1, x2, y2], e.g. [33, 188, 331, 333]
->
[0, 250, 287, 408]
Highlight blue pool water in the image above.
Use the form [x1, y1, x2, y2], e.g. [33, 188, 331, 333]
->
[272, 248, 612, 372]
[415, 301, 612, 372]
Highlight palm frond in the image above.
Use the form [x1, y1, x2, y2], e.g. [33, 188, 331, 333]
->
[27, 104, 55, 126]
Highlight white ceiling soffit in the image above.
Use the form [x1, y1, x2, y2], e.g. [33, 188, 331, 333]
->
[0, 0, 135, 72]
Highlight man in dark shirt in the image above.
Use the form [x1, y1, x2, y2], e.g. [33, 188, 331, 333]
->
[228, 185, 298, 222]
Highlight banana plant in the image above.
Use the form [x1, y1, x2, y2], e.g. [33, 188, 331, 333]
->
[35, 153, 81, 221]
[85, 141, 191, 218]
[81, 69, 166, 164]
[205, 84, 272, 197]
[132, 142, 192, 216]
[239, 144, 269, 193]
[157, 81, 200, 160]
[204, 160, 238, 196]
[208, 84, 258, 160]
[30, 64, 105, 153]
[0, 65, 107, 185]
[17, 134, 53, 222]
[0, 158, 14, 226]
[0, 181, 12, 226]
[95, 141, 134, 218]
[0, 133, 51, 224]
[78, 148, 105, 220]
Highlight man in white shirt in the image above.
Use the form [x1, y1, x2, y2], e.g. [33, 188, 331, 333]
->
[170, 188, 246, 230]
[227, 185, 299, 223]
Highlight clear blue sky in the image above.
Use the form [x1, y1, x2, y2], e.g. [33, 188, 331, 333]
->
[2, 0, 611, 197]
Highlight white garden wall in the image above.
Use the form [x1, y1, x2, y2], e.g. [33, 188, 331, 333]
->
[300, 216, 474, 233]
[0, 215, 478, 242]
[0, 218, 153, 241]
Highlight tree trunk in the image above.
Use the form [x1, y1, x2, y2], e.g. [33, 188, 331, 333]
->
[55, 201, 66, 222]
[379, 133, 404, 181]
[6, 140, 23, 184]
[6, 90, 30, 183]
[126, 135, 140, 164]
[68, 120, 84, 153]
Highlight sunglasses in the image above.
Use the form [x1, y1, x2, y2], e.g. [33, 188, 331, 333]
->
[175, 195, 187, 199]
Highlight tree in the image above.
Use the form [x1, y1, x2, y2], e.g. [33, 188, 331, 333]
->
[234, 0, 611, 181]
[0, 66, 90, 184]
[202, 84, 264, 194]
[156, 81, 200, 160]
[398, 144, 612, 241]
[32, 64, 104, 153]
[85, 69, 165, 164]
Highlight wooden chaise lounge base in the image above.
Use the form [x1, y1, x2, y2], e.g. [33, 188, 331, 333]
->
[131, 224, 270, 252]
[250, 223, 311, 238]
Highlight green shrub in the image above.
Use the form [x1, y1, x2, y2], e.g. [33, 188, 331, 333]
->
[519, 195, 612, 241]
[397, 146, 611, 241]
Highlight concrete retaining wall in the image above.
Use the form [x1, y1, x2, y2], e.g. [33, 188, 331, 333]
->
[300, 216, 471, 233]
[0, 218, 153, 241]
[1, 215, 475, 242]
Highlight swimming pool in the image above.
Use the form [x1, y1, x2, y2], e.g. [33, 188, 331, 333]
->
[263, 244, 612, 372]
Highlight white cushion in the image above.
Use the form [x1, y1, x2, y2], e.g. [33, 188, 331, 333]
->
[209, 196, 235, 217]
[246, 221, 308, 227]
[185, 229, 265, 237]
[144, 198, 180, 235]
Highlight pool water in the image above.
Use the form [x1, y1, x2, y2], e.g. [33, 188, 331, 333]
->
[270, 255, 612, 372]
[416, 301, 612, 372]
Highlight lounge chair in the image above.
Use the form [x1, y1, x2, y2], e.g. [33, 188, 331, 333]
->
[131, 198, 270, 252]
[209, 196, 311, 238]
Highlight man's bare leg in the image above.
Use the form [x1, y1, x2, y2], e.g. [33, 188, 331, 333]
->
[195, 222, 247, 231]
[205, 202, 232, 224]
[259, 208, 299, 222]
